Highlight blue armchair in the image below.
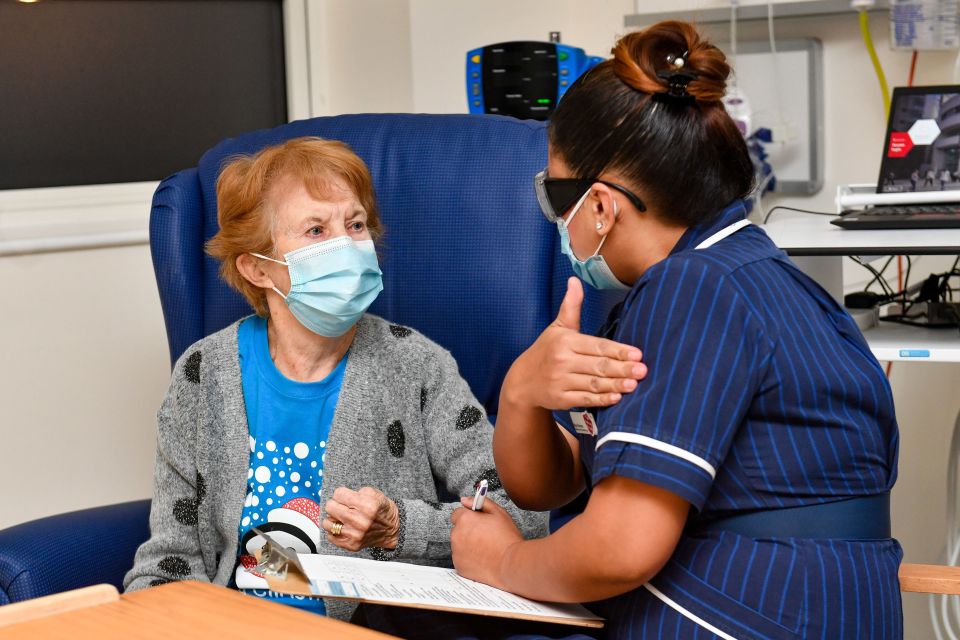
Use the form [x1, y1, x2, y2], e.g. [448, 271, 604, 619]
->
[0, 114, 622, 604]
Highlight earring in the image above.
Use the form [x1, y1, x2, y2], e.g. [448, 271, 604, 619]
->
[596, 222, 603, 230]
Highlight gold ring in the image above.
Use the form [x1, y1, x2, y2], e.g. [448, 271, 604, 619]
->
[330, 521, 343, 537]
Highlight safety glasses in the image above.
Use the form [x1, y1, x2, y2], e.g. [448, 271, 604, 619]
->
[534, 169, 647, 223]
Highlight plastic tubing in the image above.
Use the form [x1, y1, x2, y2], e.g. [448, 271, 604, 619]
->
[858, 9, 891, 117]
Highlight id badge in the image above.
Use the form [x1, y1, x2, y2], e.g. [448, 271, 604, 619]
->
[569, 410, 597, 437]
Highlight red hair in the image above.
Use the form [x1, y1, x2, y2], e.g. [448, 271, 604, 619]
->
[206, 137, 382, 316]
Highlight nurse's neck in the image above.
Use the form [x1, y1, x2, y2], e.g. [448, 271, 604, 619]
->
[604, 205, 687, 285]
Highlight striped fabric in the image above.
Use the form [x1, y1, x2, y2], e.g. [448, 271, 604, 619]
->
[555, 201, 902, 639]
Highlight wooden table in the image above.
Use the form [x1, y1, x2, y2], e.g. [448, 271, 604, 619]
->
[0, 581, 397, 639]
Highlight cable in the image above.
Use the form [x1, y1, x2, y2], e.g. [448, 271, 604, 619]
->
[903, 256, 914, 302]
[865, 256, 896, 294]
[897, 50, 914, 315]
[767, 2, 786, 131]
[850, 256, 895, 297]
[730, 1, 739, 79]
[932, 409, 960, 640]
[767, 3, 777, 59]
[763, 205, 839, 224]
[858, 9, 891, 117]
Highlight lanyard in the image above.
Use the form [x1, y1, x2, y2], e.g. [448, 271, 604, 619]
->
[694, 218, 751, 250]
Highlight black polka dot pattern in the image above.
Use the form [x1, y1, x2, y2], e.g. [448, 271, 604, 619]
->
[184, 351, 202, 384]
[150, 578, 174, 587]
[158, 556, 190, 578]
[196, 472, 207, 502]
[389, 324, 412, 338]
[387, 420, 405, 457]
[172, 472, 206, 527]
[173, 498, 198, 526]
[476, 469, 502, 492]
[455, 406, 484, 430]
[426, 501, 443, 511]
[420, 388, 428, 413]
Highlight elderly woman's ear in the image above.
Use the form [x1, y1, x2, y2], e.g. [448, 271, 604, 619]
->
[236, 253, 277, 291]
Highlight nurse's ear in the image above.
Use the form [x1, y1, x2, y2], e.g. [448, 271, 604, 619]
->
[589, 183, 619, 239]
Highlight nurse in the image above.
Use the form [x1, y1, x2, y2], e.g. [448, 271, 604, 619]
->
[451, 20, 902, 639]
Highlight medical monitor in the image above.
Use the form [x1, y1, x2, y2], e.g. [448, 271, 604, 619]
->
[877, 85, 960, 194]
[466, 42, 603, 120]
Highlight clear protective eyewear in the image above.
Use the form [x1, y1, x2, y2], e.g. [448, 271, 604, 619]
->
[534, 169, 647, 223]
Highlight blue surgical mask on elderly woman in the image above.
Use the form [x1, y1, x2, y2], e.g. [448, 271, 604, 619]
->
[252, 237, 383, 337]
[557, 191, 630, 291]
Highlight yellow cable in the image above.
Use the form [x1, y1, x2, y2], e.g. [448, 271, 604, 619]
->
[859, 9, 891, 117]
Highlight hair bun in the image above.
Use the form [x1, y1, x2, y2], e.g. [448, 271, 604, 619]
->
[611, 20, 730, 104]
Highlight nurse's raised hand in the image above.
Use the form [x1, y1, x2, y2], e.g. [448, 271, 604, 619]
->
[503, 277, 646, 410]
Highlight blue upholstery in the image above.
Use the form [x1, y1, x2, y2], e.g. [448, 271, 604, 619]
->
[0, 501, 150, 604]
[154, 113, 621, 412]
[0, 114, 623, 605]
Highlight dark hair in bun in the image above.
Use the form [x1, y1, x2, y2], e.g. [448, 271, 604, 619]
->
[549, 20, 754, 226]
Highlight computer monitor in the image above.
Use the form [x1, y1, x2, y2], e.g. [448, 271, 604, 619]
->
[878, 85, 960, 194]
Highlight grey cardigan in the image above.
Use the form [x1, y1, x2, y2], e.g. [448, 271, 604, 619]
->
[124, 314, 547, 620]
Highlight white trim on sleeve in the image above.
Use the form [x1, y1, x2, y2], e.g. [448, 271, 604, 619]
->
[643, 584, 739, 640]
[595, 431, 717, 479]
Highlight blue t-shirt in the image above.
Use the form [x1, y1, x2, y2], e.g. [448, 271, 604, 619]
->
[233, 315, 347, 615]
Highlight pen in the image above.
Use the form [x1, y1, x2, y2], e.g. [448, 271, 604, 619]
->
[472, 479, 488, 511]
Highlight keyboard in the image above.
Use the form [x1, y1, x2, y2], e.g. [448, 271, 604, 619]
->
[832, 204, 960, 229]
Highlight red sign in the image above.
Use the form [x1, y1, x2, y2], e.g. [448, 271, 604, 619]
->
[888, 132, 914, 158]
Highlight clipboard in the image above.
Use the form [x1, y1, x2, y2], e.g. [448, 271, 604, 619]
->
[250, 529, 604, 629]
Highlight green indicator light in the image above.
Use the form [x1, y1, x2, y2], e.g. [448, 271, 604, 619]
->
[537, 98, 551, 104]
[559, 51, 569, 61]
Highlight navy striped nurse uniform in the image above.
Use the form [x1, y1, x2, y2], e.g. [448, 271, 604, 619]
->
[554, 201, 901, 639]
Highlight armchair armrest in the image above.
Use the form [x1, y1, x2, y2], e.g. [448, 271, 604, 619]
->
[900, 562, 960, 594]
[0, 500, 150, 604]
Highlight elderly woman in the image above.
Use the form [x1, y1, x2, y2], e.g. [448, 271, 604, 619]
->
[124, 136, 547, 621]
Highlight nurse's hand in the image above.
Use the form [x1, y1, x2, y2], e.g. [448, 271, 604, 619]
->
[450, 497, 522, 590]
[323, 486, 400, 552]
[503, 277, 646, 410]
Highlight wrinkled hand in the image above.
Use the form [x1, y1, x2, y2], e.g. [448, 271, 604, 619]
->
[503, 277, 646, 410]
[450, 497, 523, 590]
[323, 486, 400, 552]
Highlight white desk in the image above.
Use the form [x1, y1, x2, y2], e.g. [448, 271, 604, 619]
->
[761, 216, 960, 256]
[760, 216, 960, 362]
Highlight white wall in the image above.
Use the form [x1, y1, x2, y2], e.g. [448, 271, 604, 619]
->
[0, 245, 170, 528]
[310, 0, 415, 115]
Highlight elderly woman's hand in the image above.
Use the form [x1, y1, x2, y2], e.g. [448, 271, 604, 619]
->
[503, 277, 646, 410]
[323, 486, 400, 552]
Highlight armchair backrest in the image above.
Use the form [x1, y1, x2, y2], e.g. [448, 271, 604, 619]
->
[150, 114, 623, 414]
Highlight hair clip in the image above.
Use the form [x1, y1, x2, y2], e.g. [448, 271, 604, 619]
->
[665, 50, 689, 69]
[656, 69, 698, 99]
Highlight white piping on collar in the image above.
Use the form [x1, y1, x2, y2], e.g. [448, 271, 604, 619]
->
[694, 219, 751, 250]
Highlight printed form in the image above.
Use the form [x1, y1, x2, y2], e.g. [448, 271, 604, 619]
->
[298, 554, 603, 628]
